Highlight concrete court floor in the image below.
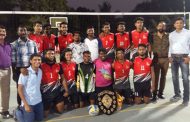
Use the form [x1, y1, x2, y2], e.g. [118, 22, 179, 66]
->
[0, 66, 190, 122]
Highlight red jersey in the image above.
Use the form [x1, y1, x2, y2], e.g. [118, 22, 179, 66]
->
[58, 33, 73, 51]
[115, 32, 130, 49]
[99, 33, 115, 52]
[41, 63, 61, 85]
[61, 61, 76, 84]
[113, 60, 131, 80]
[133, 56, 152, 82]
[29, 34, 44, 53]
[131, 30, 149, 48]
[42, 34, 56, 50]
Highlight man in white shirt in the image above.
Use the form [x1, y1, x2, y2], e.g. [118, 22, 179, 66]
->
[169, 17, 190, 106]
[18, 54, 43, 122]
[84, 26, 102, 61]
[68, 31, 89, 64]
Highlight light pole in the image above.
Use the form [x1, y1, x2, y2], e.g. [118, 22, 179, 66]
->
[183, 0, 186, 27]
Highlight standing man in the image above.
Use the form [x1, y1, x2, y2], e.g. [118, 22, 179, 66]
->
[84, 26, 102, 62]
[68, 31, 89, 64]
[58, 22, 73, 52]
[169, 17, 190, 106]
[0, 25, 12, 118]
[11, 25, 38, 106]
[151, 21, 169, 101]
[42, 24, 57, 51]
[130, 17, 151, 59]
[28, 21, 44, 54]
[115, 22, 131, 60]
[99, 22, 115, 59]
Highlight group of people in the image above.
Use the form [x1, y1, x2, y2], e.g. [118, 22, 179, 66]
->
[0, 16, 190, 122]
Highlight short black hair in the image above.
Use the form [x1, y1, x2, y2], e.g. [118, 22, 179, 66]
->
[0, 25, 6, 29]
[60, 48, 72, 62]
[115, 48, 124, 54]
[44, 48, 55, 55]
[98, 48, 107, 54]
[87, 26, 94, 30]
[60, 21, 68, 27]
[30, 53, 41, 61]
[134, 17, 144, 23]
[138, 44, 147, 49]
[83, 50, 91, 55]
[102, 22, 110, 28]
[33, 21, 42, 26]
[157, 21, 166, 26]
[117, 21, 126, 27]
[174, 17, 184, 23]
[73, 31, 80, 36]
[43, 23, 51, 28]
[17, 25, 27, 31]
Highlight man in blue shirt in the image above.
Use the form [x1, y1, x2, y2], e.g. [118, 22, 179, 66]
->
[18, 53, 43, 122]
[11, 25, 38, 106]
[169, 17, 190, 106]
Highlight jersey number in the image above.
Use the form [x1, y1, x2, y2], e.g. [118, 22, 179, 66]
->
[141, 65, 145, 71]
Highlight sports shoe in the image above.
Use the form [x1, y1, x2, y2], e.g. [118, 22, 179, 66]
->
[170, 95, 181, 102]
[0, 111, 13, 119]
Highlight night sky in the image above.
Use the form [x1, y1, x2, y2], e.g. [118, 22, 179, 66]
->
[67, 0, 151, 12]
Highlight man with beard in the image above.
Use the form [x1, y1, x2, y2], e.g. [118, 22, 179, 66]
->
[132, 44, 155, 104]
[40, 49, 65, 117]
[68, 31, 89, 64]
[58, 22, 73, 52]
[115, 22, 131, 60]
[151, 21, 169, 101]
[84, 26, 102, 61]
[11, 25, 38, 106]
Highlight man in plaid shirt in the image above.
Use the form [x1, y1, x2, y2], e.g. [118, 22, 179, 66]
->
[11, 25, 38, 106]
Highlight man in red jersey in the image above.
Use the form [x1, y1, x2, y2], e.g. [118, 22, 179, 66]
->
[42, 24, 57, 51]
[112, 48, 133, 110]
[29, 21, 44, 54]
[60, 48, 79, 109]
[132, 44, 155, 104]
[115, 21, 131, 60]
[41, 48, 65, 117]
[58, 22, 73, 52]
[99, 22, 115, 59]
[130, 17, 151, 59]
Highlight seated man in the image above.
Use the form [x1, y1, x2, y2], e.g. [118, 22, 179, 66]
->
[41, 48, 65, 117]
[132, 44, 155, 104]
